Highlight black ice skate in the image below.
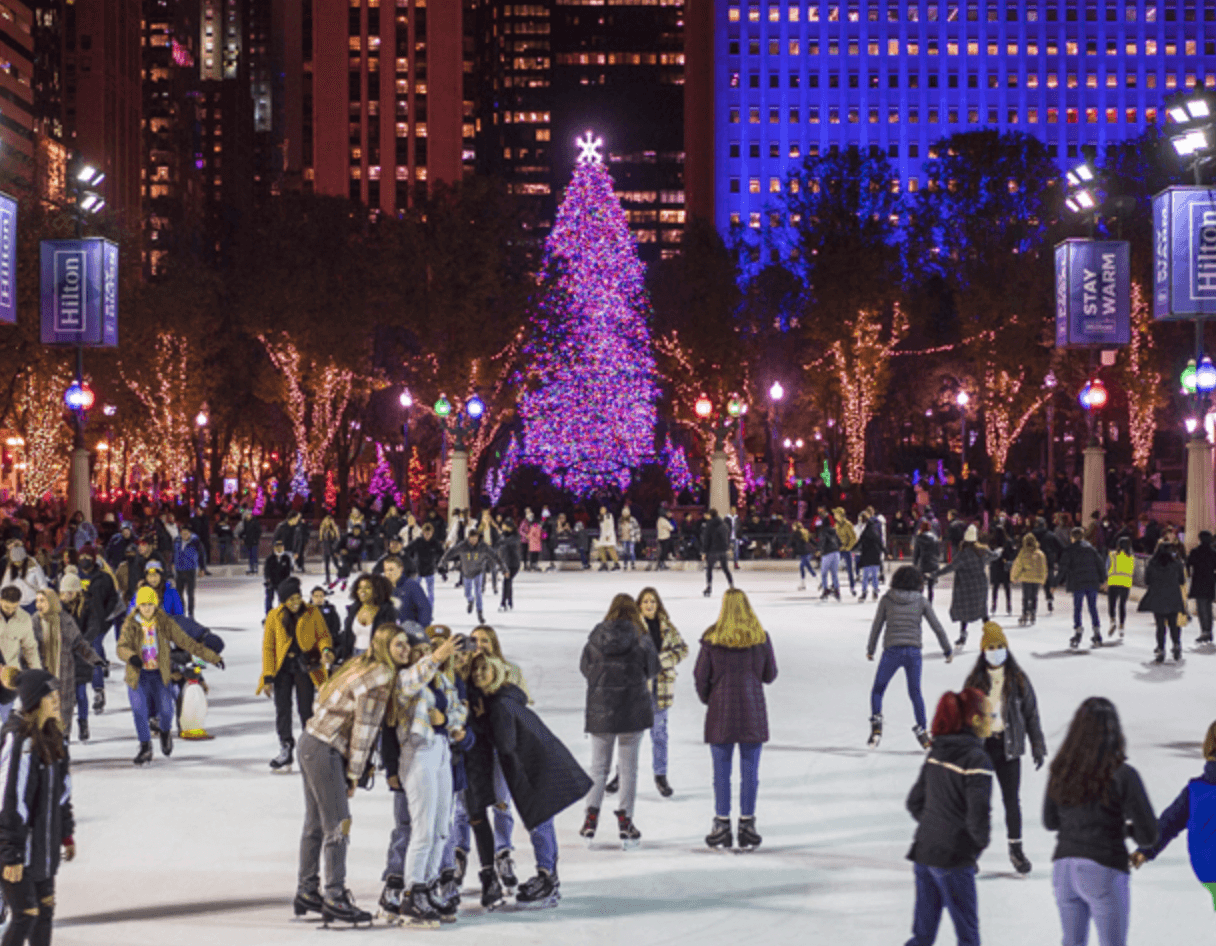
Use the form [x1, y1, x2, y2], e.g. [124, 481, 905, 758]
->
[579, 807, 598, 845]
[1069, 632, 1083, 649]
[515, 868, 561, 909]
[159, 729, 173, 757]
[479, 866, 505, 910]
[378, 874, 404, 920]
[78, 718, 89, 743]
[92, 689, 105, 714]
[427, 876, 458, 923]
[1154, 647, 1166, 663]
[270, 740, 294, 773]
[706, 816, 733, 850]
[615, 809, 641, 850]
[1009, 841, 1032, 875]
[654, 774, 673, 797]
[1173, 646, 1183, 662]
[913, 725, 932, 750]
[495, 849, 518, 889]
[321, 889, 372, 927]
[399, 884, 441, 929]
[605, 773, 619, 794]
[868, 714, 883, 748]
[737, 816, 763, 851]
[133, 741, 153, 766]
[293, 889, 324, 917]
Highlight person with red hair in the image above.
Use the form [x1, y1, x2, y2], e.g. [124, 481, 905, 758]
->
[903, 688, 993, 946]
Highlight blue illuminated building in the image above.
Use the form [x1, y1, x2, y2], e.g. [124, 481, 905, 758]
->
[690, 0, 1216, 245]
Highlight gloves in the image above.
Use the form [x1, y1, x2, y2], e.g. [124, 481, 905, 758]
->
[1034, 756, 1044, 771]
[215, 658, 225, 670]
[263, 674, 274, 687]
[128, 655, 142, 670]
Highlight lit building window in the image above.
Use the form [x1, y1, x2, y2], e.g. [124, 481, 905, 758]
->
[749, 211, 761, 228]
[749, 177, 760, 193]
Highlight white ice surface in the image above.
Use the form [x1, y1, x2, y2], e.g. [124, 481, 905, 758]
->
[51, 568, 1213, 945]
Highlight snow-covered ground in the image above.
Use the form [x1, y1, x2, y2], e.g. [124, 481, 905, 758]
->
[51, 566, 1213, 945]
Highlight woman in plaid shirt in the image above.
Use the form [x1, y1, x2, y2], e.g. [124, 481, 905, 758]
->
[293, 622, 459, 926]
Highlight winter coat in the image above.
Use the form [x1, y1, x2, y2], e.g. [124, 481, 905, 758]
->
[906, 732, 993, 869]
[866, 589, 951, 657]
[963, 658, 1047, 763]
[645, 615, 689, 711]
[620, 516, 642, 544]
[1138, 759, 1216, 883]
[701, 517, 730, 555]
[404, 536, 444, 577]
[0, 609, 39, 670]
[1138, 557, 1187, 615]
[77, 564, 120, 624]
[63, 597, 104, 686]
[390, 576, 432, 628]
[834, 510, 858, 552]
[912, 531, 940, 576]
[116, 609, 220, 691]
[595, 515, 617, 549]
[0, 716, 73, 883]
[656, 516, 674, 542]
[1033, 526, 1065, 570]
[856, 522, 884, 568]
[466, 683, 593, 831]
[580, 619, 659, 734]
[258, 604, 335, 694]
[693, 633, 777, 744]
[32, 612, 104, 728]
[0, 561, 48, 608]
[439, 541, 504, 580]
[1010, 549, 1048, 585]
[497, 531, 522, 573]
[521, 521, 544, 554]
[817, 522, 841, 555]
[1056, 540, 1106, 592]
[1043, 762, 1158, 872]
[1187, 543, 1216, 600]
[936, 545, 997, 624]
[336, 601, 397, 663]
[263, 551, 293, 590]
[241, 518, 263, 550]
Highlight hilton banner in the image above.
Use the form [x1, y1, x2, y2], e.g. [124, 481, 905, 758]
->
[1153, 186, 1216, 320]
[1054, 239, 1130, 348]
[39, 238, 119, 346]
[0, 192, 15, 325]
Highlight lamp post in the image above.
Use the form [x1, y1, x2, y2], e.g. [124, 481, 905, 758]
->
[434, 393, 484, 515]
[63, 380, 95, 520]
[956, 390, 969, 479]
[194, 411, 208, 508]
[768, 381, 784, 499]
[1078, 379, 1108, 526]
[399, 390, 413, 510]
[1181, 354, 1216, 548]
[696, 395, 745, 515]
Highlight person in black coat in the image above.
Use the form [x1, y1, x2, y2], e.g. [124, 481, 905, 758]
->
[1032, 517, 1064, 614]
[1186, 530, 1216, 644]
[496, 519, 522, 612]
[700, 510, 734, 597]
[309, 586, 342, 648]
[856, 514, 885, 602]
[1056, 527, 1108, 649]
[578, 594, 659, 847]
[465, 655, 592, 907]
[1138, 543, 1187, 663]
[905, 687, 993, 946]
[262, 539, 293, 616]
[405, 522, 445, 607]
[912, 521, 941, 603]
[239, 514, 263, 576]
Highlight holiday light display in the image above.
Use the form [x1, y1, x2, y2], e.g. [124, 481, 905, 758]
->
[260, 336, 355, 477]
[14, 362, 73, 499]
[660, 434, 694, 494]
[289, 452, 310, 500]
[1122, 282, 1165, 471]
[369, 445, 395, 503]
[324, 470, 338, 512]
[518, 145, 659, 494]
[121, 332, 196, 484]
[407, 447, 428, 511]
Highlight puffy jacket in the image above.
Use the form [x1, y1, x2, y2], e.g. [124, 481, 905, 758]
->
[0, 609, 40, 670]
[0, 716, 73, 882]
[867, 589, 951, 657]
[1137, 556, 1186, 615]
[1044, 762, 1158, 872]
[258, 604, 335, 695]
[834, 510, 857, 552]
[912, 531, 940, 576]
[906, 732, 993, 869]
[1056, 540, 1106, 592]
[580, 619, 659, 734]
[1138, 759, 1216, 883]
[1011, 549, 1048, 585]
[693, 633, 777, 744]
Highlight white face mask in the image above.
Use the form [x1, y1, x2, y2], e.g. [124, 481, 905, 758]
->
[986, 647, 1007, 667]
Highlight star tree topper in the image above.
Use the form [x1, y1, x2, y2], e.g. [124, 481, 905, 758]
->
[576, 130, 604, 165]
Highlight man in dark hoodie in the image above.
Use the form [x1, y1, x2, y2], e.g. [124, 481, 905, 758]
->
[1187, 531, 1216, 644]
[1031, 516, 1064, 615]
[700, 509, 734, 598]
[1056, 527, 1107, 649]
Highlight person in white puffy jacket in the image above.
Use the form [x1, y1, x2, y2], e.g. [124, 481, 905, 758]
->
[1, 541, 48, 609]
[595, 507, 621, 572]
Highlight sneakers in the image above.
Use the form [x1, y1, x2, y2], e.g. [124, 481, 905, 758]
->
[615, 809, 641, 850]
[479, 866, 505, 910]
[913, 725, 932, 750]
[737, 816, 762, 851]
[293, 889, 324, 917]
[654, 774, 673, 798]
[1009, 840, 1032, 875]
[134, 741, 153, 766]
[515, 868, 561, 909]
[706, 816, 732, 850]
[379, 875, 405, 917]
[867, 714, 883, 748]
[322, 889, 372, 926]
[495, 849, 517, 889]
[579, 807, 599, 842]
[399, 883, 441, 928]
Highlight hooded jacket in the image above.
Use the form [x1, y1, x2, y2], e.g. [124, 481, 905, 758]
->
[1010, 536, 1048, 585]
[580, 619, 659, 734]
[1056, 540, 1106, 592]
[906, 731, 993, 869]
[0, 716, 73, 883]
[1138, 554, 1186, 615]
[439, 540, 504, 581]
[867, 589, 951, 657]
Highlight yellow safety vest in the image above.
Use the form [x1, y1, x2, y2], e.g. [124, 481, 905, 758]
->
[1107, 551, 1134, 588]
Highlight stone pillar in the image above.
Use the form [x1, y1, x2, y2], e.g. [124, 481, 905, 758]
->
[448, 449, 469, 514]
[1080, 445, 1106, 527]
[709, 450, 730, 516]
[68, 447, 92, 523]
[1185, 438, 1216, 550]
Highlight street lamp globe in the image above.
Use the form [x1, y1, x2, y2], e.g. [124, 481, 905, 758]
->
[1197, 356, 1216, 393]
[956, 390, 969, 407]
[466, 394, 485, 419]
[726, 397, 744, 417]
[195, 411, 208, 427]
[1085, 379, 1108, 409]
[434, 395, 452, 418]
[1182, 359, 1199, 395]
[769, 381, 784, 402]
[695, 396, 713, 419]
[782, 437, 792, 449]
[399, 390, 413, 409]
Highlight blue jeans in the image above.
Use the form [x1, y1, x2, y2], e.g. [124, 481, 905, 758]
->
[623, 541, 635, 564]
[246, 546, 258, 572]
[861, 565, 881, 597]
[1053, 857, 1130, 946]
[264, 585, 275, 615]
[799, 554, 816, 579]
[908, 862, 979, 946]
[1073, 588, 1100, 632]
[74, 682, 89, 722]
[871, 646, 926, 729]
[422, 573, 435, 606]
[91, 632, 107, 690]
[820, 552, 840, 592]
[650, 695, 669, 776]
[128, 669, 175, 742]
[491, 752, 515, 851]
[529, 818, 557, 873]
[384, 788, 412, 881]
[464, 573, 484, 614]
[710, 742, 762, 818]
[842, 551, 856, 590]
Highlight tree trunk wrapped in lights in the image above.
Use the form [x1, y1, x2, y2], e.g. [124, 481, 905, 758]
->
[121, 332, 197, 484]
[828, 305, 909, 484]
[1121, 282, 1164, 472]
[980, 360, 1050, 482]
[13, 361, 72, 500]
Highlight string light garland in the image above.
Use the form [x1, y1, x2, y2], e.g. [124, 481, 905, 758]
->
[369, 444, 395, 504]
[14, 362, 73, 500]
[324, 470, 338, 512]
[1122, 282, 1164, 472]
[518, 152, 659, 494]
[121, 332, 196, 484]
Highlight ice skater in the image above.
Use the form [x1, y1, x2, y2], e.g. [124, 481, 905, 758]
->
[865, 565, 952, 751]
[636, 587, 688, 797]
[701, 509, 734, 597]
[1010, 533, 1047, 626]
[1056, 527, 1106, 649]
[1138, 541, 1187, 663]
[1106, 536, 1135, 637]
[934, 525, 997, 649]
[439, 531, 505, 626]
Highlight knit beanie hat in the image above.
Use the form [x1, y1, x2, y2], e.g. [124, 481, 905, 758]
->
[15, 670, 56, 713]
[144, 559, 164, 573]
[980, 621, 1008, 651]
[963, 524, 978, 542]
[136, 586, 159, 608]
[277, 577, 302, 603]
[58, 573, 83, 595]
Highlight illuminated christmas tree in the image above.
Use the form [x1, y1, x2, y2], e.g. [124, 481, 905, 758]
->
[518, 133, 659, 494]
[369, 444, 395, 503]
[324, 470, 338, 512]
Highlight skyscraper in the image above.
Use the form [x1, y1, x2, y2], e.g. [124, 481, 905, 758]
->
[0, 0, 37, 191]
[688, 0, 1216, 240]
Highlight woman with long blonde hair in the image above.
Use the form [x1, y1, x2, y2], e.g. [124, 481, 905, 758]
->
[31, 587, 104, 735]
[295, 622, 458, 927]
[694, 588, 777, 851]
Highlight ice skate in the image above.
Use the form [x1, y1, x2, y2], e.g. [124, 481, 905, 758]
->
[703, 586, 712, 597]
[1173, 646, 1183, 662]
[736, 816, 762, 851]
[1069, 632, 1082, 649]
[159, 728, 173, 757]
[867, 714, 883, 748]
[913, 725, 932, 750]
[269, 740, 294, 773]
[321, 889, 373, 927]
[858, 591, 867, 603]
[92, 689, 105, 714]
[377, 875, 404, 922]
[399, 884, 441, 929]
[515, 868, 560, 909]
[833, 589, 841, 601]
[579, 807, 598, 845]
[495, 849, 517, 889]
[431, 871, 460, 920]
[615, 809, 641, 850]
[454, 849, 468, 886]
[654, 774, 673, 797]
[1091, 630, 1103, 648]
[479, 866, 505, 910]
[706, 816, 732, 850]
[78, 718, 89, 743]
[797, 581, 806, 591]
[1017, 615, 1027, 627]
[293, 889, 324, 918]
[1154, 647, 1165, 663]
[133, 741, 153, 766]
[477, 609, 485, 624]
[1009, 840, 1032, 875]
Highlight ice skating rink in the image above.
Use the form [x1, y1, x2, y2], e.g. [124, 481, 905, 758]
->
[53, 568, 1213, 945]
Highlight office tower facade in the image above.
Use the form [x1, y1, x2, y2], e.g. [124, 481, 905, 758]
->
[0, 0, 37, 191]
[689, 0, 1216, 240]
[472, 0, 687, 260]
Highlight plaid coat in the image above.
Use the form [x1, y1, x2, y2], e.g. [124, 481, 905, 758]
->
[693, 633, 777, 744]
[650, 616, 689, 711]
[936, 545, 998, 624]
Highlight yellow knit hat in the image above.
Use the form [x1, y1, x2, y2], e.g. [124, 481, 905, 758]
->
[135, 586, 159, 608]
[981, 621, 1008, 650]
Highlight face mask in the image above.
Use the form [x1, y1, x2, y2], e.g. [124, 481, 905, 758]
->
[986, 647, 1007, 667]
[8, 546, 25, 563]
